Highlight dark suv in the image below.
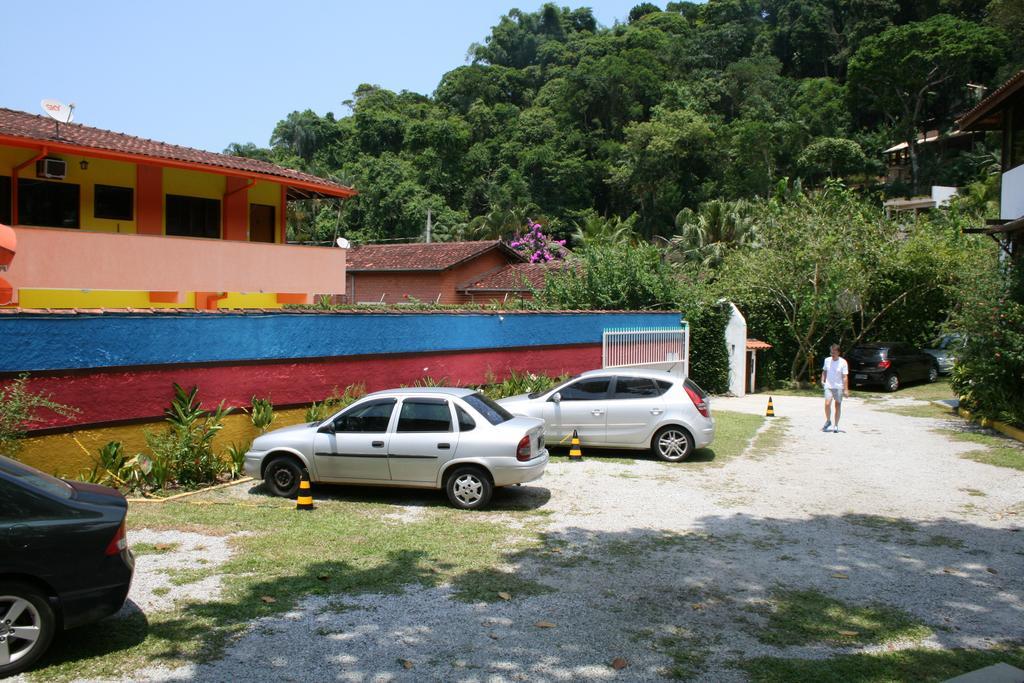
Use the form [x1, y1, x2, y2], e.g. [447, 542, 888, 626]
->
[848, 343, 939, 392]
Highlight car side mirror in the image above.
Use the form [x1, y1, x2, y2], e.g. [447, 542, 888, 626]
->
[550, 392, 561, 404]
[317, 421, 336, 434]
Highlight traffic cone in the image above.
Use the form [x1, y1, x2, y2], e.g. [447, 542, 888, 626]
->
[568, 429, 583, 461]
[765, 396, 776, 417]
[296, 474, 315, 511]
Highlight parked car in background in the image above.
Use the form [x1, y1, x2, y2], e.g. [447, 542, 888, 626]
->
[498, 368, 715, 462]
[848, 342, 939, 392]
[0, 455, 134, 677]
[924, 334, 962, 375]
[245, 388, 548, 510]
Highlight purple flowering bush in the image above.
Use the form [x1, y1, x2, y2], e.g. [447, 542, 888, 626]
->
[508, 222, 566, 263]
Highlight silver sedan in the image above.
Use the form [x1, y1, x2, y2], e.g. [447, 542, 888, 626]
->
[244, 388, 548, 509]
[498, 368, 715, 462]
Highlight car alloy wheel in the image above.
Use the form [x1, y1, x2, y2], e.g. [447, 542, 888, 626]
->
[0, 586, 54, 676]
[654, 426, 693, 462]
[445, 466, 494, 510]
[928, 366, 938, 383]
[886, 374, 900, 392]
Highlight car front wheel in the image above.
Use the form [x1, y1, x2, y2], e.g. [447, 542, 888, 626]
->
[927, 366, 939, 383]
[263, 456, 306, 498]
[0, 582, 56, 677]
[445, 467, 493, 510]
[885, 373, 900, 392]
[652, 426, 694, 462]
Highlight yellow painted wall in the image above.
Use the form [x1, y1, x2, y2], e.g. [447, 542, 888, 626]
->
[17, 407, 311, 478]
[163, 166, 226, 202]
[0, 146, 137, 234]
[15, 289, 284, 309]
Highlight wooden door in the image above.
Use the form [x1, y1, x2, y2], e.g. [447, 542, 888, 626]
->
[249, 204, 275, 243]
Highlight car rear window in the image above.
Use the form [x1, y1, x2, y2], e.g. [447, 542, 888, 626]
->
[683, 378, 707, 398]
[463, 393, 514, 426]
[849, 347, 884, 362]
[0, 455, 73, 499]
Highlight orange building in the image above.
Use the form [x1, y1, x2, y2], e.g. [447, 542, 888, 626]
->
[0, 107, 354, 309]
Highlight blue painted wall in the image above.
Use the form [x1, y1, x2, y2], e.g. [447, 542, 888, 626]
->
[0, 311, 682, 372]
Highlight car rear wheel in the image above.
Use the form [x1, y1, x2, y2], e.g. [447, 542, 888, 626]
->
[445, 467, 493, 510]
[0, 583, 56, 677]
[652, 426, 694, 462]
[263, 456, 306, 498]
[885, 373, 900, 392]
[927, 366, 939, 383]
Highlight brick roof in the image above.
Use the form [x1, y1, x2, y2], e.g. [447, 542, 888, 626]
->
[0, 108, 355, 199]
[957, 70, 1024, 132]
[746, 339, 773, 351]
[459, 262, 561, 292]
[345, 241, 524, 272]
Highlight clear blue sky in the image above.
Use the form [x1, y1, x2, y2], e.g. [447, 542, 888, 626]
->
[6, 1, 636, 153]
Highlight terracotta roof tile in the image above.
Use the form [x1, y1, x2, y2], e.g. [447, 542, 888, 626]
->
[345, 241, 524, 272]
[957, 70, 1024, 131]
[0, 108, 354, 198]
[459, 262, 566, 292]
[746, 339, 773, 351]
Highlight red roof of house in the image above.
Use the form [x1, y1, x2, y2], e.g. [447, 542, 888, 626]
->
[0, 108, 355, 199]
[346, 241, 524, 272]
[459, 262, 561, 292]
[746, 339, 773, 351]
[957, 70, 1024, 132]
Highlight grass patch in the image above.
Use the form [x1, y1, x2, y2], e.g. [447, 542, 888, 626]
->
[847, 515, 918, 534]
[885, 402, 956, 419]
[449, 569, 553, 603]
[685, 410, 764, 467]
[749, 417, 789, 459]
[29, 495, 542, 681]
[942, 429, 1024, 472]
[742, 643, 1024, 683]
[131, 541, 180, 556]
[960, 487, 987, 497]
[655, 627, 709, 679]
[754, 589, 932, 647]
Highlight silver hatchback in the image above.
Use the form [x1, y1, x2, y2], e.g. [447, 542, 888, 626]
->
[498, 368, 714, 461]
[245, 388, 548, 510]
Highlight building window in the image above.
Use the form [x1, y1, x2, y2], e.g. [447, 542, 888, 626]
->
[166, 194, 220, 238]
[18, 179, 80, 228]
[0, 176, 10, 225]
[94, 184, 134, 220]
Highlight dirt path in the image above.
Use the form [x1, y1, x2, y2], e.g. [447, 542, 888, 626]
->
[88, 393, 1024, 682]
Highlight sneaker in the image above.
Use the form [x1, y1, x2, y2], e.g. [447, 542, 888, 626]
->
[833, 426, 840, 433]
[822, 420, 831, 432]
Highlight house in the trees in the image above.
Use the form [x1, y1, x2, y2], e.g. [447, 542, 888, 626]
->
[0, 107, 354, 309]
[957, 70, 1024, 260]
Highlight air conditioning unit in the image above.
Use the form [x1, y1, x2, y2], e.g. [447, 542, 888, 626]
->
[36, 157, 67, 180]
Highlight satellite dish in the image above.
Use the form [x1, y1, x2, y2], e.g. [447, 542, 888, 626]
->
[336, 237, 351, 249]
[41, 99, 75, 124]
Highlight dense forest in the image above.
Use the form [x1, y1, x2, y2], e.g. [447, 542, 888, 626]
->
[228, 1, 1020, 242]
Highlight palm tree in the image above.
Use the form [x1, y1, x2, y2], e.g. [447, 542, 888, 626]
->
[570, 213, 639, 248]
[669, 199, 760, 268]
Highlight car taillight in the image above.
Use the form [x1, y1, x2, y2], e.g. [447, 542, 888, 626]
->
[516, 435, 531, 462]
[106, 521, 127, 556]
[685, 385, 710, 418]
[878, 360, 891, 369]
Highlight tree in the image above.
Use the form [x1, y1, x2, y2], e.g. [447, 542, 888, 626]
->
[670, 199, 760, 268]
[629, 3, 662, 23]
[797, 137, 868, 180]
[847, 15, 1006, 192]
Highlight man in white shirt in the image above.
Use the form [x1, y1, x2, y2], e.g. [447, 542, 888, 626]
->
[821, 344, 849, 433]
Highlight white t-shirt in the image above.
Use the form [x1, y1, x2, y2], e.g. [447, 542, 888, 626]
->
[822, 356, 849, 389]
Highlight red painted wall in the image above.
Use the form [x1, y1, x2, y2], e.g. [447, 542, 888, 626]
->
[22, 344, 601, 431]
[136, 164, 163, 235]
[349, 250, 515, 304]
[223, 177, 249, 241]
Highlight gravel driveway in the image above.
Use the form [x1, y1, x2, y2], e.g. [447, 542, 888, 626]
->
[36, 393, 1024, 682]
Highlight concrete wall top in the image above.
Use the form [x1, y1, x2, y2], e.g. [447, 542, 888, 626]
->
[0, 310, 682, 373]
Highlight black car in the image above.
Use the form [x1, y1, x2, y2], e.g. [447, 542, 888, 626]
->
[0, 455, 134, 677]
[848, 342, 940, 392]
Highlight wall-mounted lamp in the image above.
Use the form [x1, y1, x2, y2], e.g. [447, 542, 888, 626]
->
[79, 160, 89, 170]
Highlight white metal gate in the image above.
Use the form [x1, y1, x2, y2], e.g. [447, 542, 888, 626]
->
[602, 324, 689, 378]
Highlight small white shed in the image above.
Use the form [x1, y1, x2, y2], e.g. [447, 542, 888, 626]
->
[724, 302, 748, 396]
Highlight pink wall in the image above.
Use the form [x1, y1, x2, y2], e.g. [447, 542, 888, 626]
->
[5, 226, 346, 298]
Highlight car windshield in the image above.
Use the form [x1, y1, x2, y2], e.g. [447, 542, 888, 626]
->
[463, 393, 514, 425]
[0, 454, 73, 499]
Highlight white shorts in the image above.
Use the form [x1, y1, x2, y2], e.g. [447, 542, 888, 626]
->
[824, 387, 844, 403]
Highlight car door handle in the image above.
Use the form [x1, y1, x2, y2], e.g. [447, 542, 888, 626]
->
[650, 409, 663, 415]
[371, 441, 385, 448]
[591, 409, 604, 416]
[437, 443, 451, 449]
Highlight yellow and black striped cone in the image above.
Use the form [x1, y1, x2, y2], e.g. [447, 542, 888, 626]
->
[568, 429, 583, 461]
[765, 396, 776, 417]
[296, 475, 315, 511]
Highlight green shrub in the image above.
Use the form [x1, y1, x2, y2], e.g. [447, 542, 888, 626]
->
[305, 384, 366, 422]
[481, 370, 567, 400]
[0, 374, 78, 456]
[247, 396, 275, 433]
